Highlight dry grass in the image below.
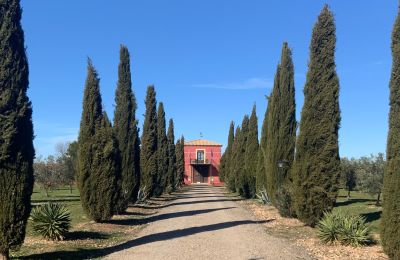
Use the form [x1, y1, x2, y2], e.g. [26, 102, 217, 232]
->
[239, 200, 388, 260]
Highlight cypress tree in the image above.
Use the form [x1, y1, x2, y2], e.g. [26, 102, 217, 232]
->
[292, 6, 341, 227]
[245, 106, 259, 198]
[156, 102, 168, 195]
[78, 61, 120, 222]
[220, 121, 235, 182]
[140, 86, 158, 196]
[228, 126, 241, 192]
[175, 136, 185, 186]
[382, 6, 400, 259]
[0, 1, 34, 257]
[265, 42, 296, 206]
[235, 115, 249, 196]
[113, 45, 140, 212]
[166, 119, 177, 190]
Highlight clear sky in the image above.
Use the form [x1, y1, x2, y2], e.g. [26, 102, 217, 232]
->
[21, 0, 397, 158]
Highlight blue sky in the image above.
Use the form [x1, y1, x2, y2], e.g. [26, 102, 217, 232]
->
[21, 0, 397, 158]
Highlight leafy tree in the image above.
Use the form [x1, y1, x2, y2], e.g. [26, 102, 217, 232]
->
[292, 6, 341, 227]
[244, 106, 259, 198]
[78, 61, 120, 222]
[156, 102, 168, 195]
[356, 154, 384, 206]
[56, 142, 77, 194]
[219, 122, 234, 183]
[340, 157, 357, 198]
[265, 43, 297, 206]
[0, 0, 35, 257]
[34, 156, 61, 197]
[175, 136, 185, 186]
[166, 119, 177, 191]
[140, 86, 158, 196]
[382, 5, 400, 258]
[113, 45, 140, 212]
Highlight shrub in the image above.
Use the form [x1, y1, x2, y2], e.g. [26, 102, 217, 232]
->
[31, 203, 71, 241]
[317, 210, 372, 247]
[256, 187, 271, 205]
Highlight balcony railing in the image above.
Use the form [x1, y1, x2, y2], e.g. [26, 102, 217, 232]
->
[190, 159, 211, 165]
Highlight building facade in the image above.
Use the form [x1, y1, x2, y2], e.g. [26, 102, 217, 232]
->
[183, 139, 222, 185]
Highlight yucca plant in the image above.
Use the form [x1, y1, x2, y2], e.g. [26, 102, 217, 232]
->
[256, 186, 271, 205]
[30, 203, 71, 241]
[136, 186, 149, 204]
[317, 210, 372, 246]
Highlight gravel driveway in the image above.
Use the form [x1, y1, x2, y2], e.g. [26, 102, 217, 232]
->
[106, 184, 311, 260]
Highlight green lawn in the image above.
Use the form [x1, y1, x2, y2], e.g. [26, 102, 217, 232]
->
[334, 189, 382, 233]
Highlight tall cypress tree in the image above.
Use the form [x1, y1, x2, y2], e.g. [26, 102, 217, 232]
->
[220, 121, 234, 182]
[113, 45, 140, 212]
[265, 42, 296, 205]
[78, 61, 120, 222]
[228, 126, 241, 192]
[235, 115, 249, 196]
[156, 102, 168, 195]
[166, 119, 177, 190]
[175, 136, 185, 186]
[245, 106, 259, 198]
[140, 86, 158, 196]
[292, 6, 341, 227]
[0, 1, 34, 257]
[382, 5, 400, 259]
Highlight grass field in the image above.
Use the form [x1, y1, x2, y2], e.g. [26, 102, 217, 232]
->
[334, 189, 382, 233]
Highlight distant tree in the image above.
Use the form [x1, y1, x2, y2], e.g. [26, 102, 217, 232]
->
[382, 5, 400, 259]
[175, 136, 185, 186]
[356, 154, 384, 206]
[78, 61, 120, 222]
[156, 102, 168, 195]
[220, 121, 234, 182]
[228, 127, 240, 192]
[34, 156, 61, 197]
[292, 6, 341, 227]
[235, 115, 249, 197]
[340, 157, 357, 198]
[140, 86, 158, 196]
[0, 0, 35, 257]
[113, 45, 140, 212]
[244, 105, 259, 198]
[166, 119, 177, 191]
[265, 43, 297, 207]
[56, 142, 77, 194]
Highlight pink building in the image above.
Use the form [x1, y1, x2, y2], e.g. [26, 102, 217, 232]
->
[183, 139, 222, 185]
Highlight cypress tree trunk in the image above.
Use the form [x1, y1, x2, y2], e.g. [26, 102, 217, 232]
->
[228, 127, 241, 192]
[236, 116, 249, 196]
[0, 0, 35, 257]
[140, 86, 158, 197]
[175, 136, 185, 186]
[245, 106, 259, 198]
[113, 45, 139, 212]
[78, 61, 120, 222]
[292, 6, 341, 227]
[220, 122, 234, 182]
[382, 6, 400, 259]
[166, 119, 177, 190]
[156, 102, 168, 195]
[265, 42, 296, 206]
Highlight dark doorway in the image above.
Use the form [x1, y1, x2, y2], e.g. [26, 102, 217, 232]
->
[193, 165, 209, 183]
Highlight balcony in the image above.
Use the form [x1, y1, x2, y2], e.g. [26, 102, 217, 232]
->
[190, 159, 211, 165]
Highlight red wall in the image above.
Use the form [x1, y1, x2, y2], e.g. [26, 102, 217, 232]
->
[184, 145, 222, 185]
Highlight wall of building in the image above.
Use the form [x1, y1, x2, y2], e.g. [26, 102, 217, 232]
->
[183, 145, 222, 184]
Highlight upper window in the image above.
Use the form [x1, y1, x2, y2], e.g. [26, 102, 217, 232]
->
[197, 150, 205, 161]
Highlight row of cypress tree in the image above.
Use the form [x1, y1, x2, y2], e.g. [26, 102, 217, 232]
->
[77, 47, 185, 222]
[221, 5, 340, 227]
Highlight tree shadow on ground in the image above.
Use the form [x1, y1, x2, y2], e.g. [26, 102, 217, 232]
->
[361, 211, 382, 223]
[108, 207, 236, 226]
[335, 199, 373, 207]
[135, 198, 243, 210]
[31, 198, 81, 204]
[22, 219, 270, 259]
[65, 231, 110, 241]
[175, 195, 239, 200]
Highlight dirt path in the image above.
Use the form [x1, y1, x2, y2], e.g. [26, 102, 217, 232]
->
[106, 184, 311, 260]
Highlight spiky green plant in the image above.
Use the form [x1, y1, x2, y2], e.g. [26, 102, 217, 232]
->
[30, 203, 71, 241]
[256, 187, 271, 205]
[317, 210, 371, 247]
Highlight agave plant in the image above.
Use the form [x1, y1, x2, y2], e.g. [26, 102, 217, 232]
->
[136, 186, 149, 204]
[256, 187, 271, 205]
[30, 203, 71, 241]
[317, 210, 344, 244]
